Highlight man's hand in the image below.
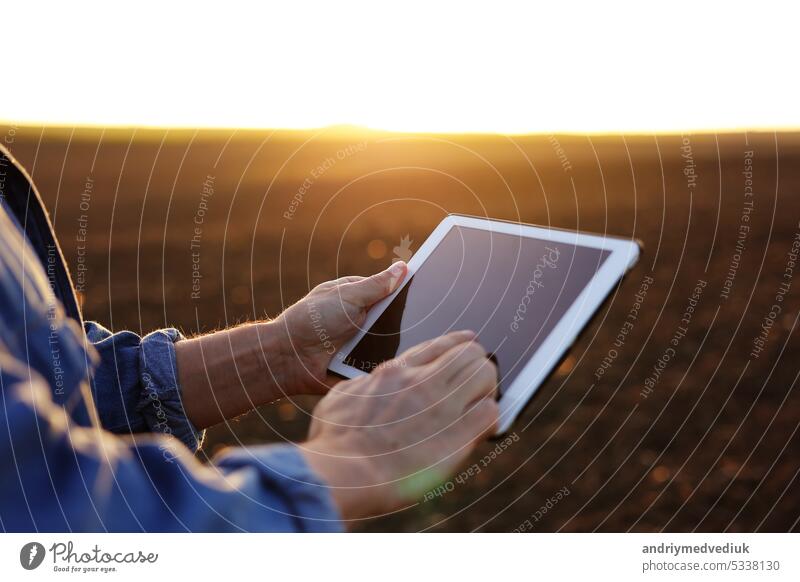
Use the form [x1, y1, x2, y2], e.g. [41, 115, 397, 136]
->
[176, 263, 406, 429]
[273, 261, 407, 394]
[300, 331, 499, 523]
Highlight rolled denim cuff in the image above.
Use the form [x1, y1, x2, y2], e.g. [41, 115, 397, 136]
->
[136, 328, 205, 451]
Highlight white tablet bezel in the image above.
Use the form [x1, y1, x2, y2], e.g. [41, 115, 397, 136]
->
[328, 214, 641, 434]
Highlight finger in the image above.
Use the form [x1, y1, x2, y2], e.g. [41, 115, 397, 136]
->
[339, 261, 407, 307]
[458, 397, 500, 442]
[312, 276, 365, 292]
[327, 275, 365, 286]
[449, 356, 499, 403]
[426, 340, 488, 384]
[321, 373, 345, 391]
[394, 330, 476, 367]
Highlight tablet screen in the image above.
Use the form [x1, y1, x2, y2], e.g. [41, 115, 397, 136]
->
[343, 225, 611, 394]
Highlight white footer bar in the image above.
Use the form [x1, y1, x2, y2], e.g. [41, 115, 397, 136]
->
[1, 533, 797, 581]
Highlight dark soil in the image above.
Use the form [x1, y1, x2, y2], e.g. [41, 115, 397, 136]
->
[4, 125, 798, 532]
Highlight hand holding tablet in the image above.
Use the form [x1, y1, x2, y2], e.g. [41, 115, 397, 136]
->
[329, 214, 641, 434]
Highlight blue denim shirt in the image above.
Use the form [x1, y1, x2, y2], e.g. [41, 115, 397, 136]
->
[0, 144, 342, 532]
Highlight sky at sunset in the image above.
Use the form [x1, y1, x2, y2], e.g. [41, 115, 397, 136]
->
[4, 1, 797, 133]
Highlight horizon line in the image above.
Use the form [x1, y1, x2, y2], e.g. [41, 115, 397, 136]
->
[2, 121, 799, 138]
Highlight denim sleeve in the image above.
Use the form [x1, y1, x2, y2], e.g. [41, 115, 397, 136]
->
[0, 354, 343, 532]
[85, 321, 204, 451]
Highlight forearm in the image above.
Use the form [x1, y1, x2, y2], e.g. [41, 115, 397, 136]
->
[176, 321, 292, 429]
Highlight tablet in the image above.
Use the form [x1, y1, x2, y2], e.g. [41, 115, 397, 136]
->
[329, 214, 641, 434]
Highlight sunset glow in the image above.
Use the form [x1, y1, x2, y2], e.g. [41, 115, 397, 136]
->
[3, 1, 798, 134]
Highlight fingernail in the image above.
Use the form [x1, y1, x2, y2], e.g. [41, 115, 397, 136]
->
[387, 262, 405, 291]
[389, 261, 405, 277]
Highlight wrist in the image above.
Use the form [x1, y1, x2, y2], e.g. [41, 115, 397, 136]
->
[300, 438, 388, 522]
[270, 316, 331, 395]
[250, 320, 296, 394]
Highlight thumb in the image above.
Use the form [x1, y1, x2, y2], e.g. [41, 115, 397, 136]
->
[341, 261, 407, 307]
